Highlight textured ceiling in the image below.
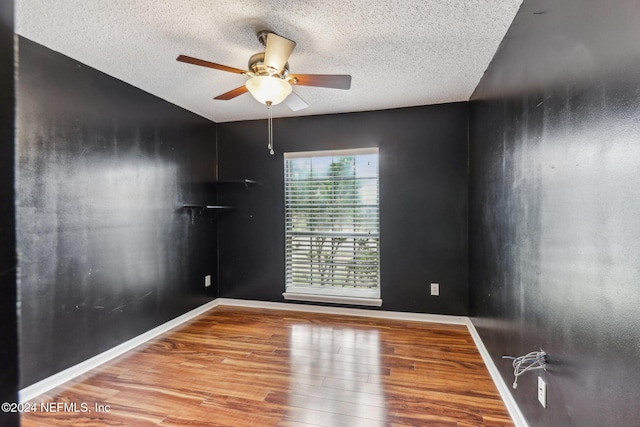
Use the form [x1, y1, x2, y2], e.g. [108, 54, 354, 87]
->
[16, 0, 522, 123]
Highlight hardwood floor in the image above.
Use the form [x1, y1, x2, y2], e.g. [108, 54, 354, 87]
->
[21, 306, 514, 426]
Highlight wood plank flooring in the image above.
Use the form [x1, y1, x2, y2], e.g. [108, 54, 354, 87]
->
[21, 306, 514, 426]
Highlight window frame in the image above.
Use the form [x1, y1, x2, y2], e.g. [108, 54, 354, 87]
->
[282, 147, 381, 306]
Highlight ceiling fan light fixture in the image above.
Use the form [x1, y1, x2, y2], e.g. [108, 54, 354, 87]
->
[177, 31, 350, 156]
[245, 76, 292, 105]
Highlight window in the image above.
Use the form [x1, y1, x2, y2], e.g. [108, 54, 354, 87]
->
[284, 148, 380, 304]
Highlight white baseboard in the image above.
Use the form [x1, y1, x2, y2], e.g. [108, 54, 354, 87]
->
[465, 318, 528, 427]
[218, 298, 467, 325]
[19, 299, 220, 403]
[20, 297, 526, 427]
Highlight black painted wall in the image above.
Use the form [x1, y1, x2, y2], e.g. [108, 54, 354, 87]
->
[217, 104, 469, 314]
[469, 0, 640, 425]
[0, 1, 19, 426]
[17, 38, 218, 388]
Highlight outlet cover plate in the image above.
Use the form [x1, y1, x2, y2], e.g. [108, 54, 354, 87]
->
[538, 376, 547, 408]
[205, 275, 212, 287]
[430, 283, 439, 296]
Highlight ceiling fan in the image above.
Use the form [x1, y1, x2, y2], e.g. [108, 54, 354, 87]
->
[177, 31, 351, 154]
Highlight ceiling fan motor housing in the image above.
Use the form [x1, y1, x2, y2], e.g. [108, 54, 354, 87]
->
[248, 52, 290, 79]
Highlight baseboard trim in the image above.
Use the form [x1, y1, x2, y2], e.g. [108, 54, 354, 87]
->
[19, 299, 220, 403]
[218, 298, 467, 325]
[465, 318, 528, 427]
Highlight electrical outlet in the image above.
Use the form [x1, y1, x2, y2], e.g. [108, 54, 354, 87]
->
[430, 283, 439, 296]
[538, 376, 547, 408]
[204, 275, 212, 287]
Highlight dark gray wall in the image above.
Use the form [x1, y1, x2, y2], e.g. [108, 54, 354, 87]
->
[469, 0, 640, 425]
[0, 1, 19, 425]
[217, 104, 469, 314]
[17, 38, 219, 388]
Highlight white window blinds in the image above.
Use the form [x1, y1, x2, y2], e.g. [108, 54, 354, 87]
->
[284, 148, 380, 297]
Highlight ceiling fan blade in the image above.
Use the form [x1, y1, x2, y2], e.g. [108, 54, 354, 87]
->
[214, 85, 249, 100]
[177, 55, 248, 74]
[284, 91, 309, 111]
[290, 74, 351, 90]
[264, 33, 296, 74]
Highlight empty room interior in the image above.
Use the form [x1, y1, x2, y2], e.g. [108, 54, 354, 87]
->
[1, 0, 639, 426]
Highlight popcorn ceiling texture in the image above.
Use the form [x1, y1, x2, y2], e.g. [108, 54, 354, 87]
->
[16, 0, 522, 123]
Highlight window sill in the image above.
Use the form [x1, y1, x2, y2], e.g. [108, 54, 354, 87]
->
[282, 292, 382, 307]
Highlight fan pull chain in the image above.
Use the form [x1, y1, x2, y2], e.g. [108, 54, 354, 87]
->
[266, 101, 274, 155]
